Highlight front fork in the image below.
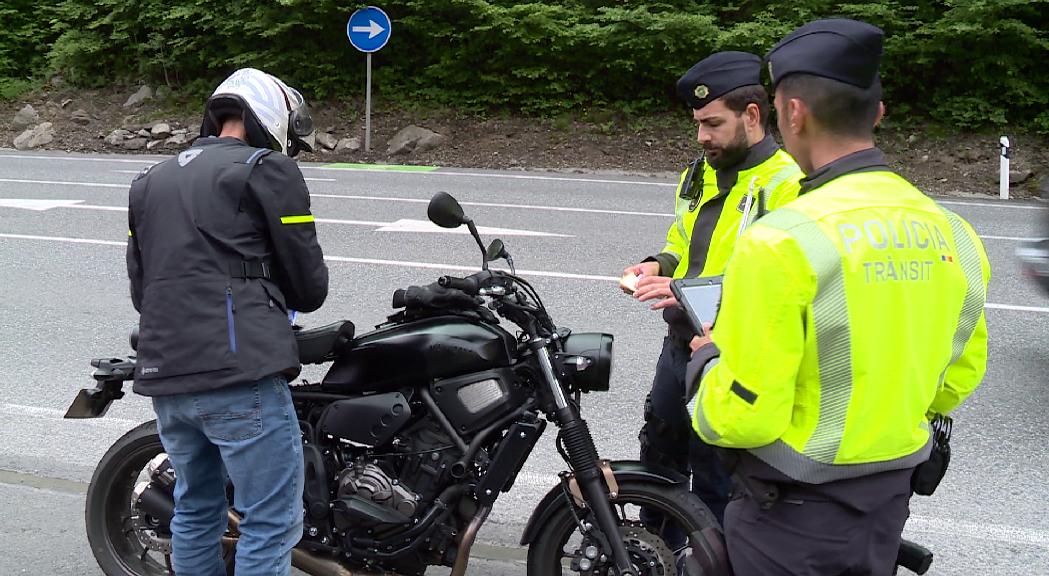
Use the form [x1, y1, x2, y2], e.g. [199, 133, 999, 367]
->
[532, 339, 638, 576]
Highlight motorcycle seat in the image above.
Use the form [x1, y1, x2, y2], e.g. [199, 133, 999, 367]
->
[296, 320, 356, 364]
[130, 321, 356, 365]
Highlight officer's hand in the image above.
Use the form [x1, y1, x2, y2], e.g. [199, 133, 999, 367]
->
[634, 276, 678, 309]
[688, 324, 714, 355]
[623, 262, 660, 278]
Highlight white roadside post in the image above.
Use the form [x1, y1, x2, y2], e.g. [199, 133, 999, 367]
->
[1000, 136, 1010, 200]
[347, 6, 392, 153]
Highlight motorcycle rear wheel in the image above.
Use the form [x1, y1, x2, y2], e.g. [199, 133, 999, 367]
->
[84, 420, 234, 576]
[526, 480, 720, 576]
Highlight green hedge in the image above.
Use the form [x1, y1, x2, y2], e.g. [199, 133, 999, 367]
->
[3, 1, 1048, 131]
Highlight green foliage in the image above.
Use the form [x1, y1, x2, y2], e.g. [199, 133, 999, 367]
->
[0, 0, 1045, 129]
[0, 1, 58, 92]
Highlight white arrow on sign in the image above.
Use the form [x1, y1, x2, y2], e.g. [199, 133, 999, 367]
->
[0, 200, 572, 237]
[352, 20, 386, 39]
[0, 198, 85, 211]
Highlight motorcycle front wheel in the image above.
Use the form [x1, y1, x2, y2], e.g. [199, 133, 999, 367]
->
[526, 480, 722, 576]
[84, 420, 235, 576]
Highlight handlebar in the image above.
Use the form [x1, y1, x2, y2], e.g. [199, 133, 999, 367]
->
[437, 270, 494, 295]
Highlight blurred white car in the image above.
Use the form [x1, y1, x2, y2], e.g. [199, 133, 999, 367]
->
[1017, 238, 1049, 296]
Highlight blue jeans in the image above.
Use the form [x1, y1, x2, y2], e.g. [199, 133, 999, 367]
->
[152, 375, 304, 576]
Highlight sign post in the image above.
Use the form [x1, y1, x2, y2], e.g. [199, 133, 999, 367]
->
[346, 6, 392, 152]
[999, 136, 1010, 200]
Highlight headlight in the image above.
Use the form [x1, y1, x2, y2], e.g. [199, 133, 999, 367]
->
[558, 332, 614, 393]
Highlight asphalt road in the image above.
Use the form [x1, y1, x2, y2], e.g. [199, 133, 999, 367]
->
[0, 149, 1047, 575]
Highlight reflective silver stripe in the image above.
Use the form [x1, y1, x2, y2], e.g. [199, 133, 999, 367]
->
[693, 373, 722, 442]
[748, 163, 801, 226]
[938, 209, 987, 386]
[749, 435, 933, 484]
[763, 162, 801, 197]
[758, 208, 854, 464]
[674, 192, 690, 244]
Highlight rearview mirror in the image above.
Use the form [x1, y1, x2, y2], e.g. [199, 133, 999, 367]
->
[485, 239, 506, 263]
[428, 192, 467, 229]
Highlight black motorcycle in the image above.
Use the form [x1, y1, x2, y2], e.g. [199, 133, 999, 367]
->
[66, 192, 726, 576]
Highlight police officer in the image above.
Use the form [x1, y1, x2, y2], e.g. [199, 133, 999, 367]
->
[623, 51, 802, 523]
[127, 68, 328, 575]
[686, 20, 990, 574]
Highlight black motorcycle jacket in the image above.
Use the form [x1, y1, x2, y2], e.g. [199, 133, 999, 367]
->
[126, 137, 329, 396]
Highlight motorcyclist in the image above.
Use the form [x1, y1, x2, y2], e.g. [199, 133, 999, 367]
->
[126, 67, 328, 575]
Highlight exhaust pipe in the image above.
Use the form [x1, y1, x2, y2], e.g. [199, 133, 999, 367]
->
[227, 510, 386, 576]
[450, 505, 492, 576]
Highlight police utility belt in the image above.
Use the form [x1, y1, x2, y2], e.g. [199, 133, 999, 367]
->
[724, 414, 953, 509]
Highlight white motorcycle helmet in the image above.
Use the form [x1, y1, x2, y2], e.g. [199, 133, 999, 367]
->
[200, 68, 316, 157]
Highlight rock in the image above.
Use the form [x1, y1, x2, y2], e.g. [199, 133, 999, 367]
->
[49, 74, 65, 88]
[165, 133, 190, 146]
[12, 104, 40, 130]
[105, 129, 132, 146]
[150, 123, 172, 139]
[907, 134, 920, 145]
[336, 137, 361, 152]
[1010, 169, 1034, 187]
[315, 131, 339, 150]
[60, 98, 73, 108]
[123, 86, 154, 108]
[146, 139, 164, 150]
[171, 128, 188, 135]
[13, 122, 55, 150]
[137, 129, 151, 138]
[70, 109, 92, 125]
[920, 154, 930, 163]
[955, 148, 984, 163]
[123, 138, 148, 150]
[387, 125, 447, 155]
[155, 85, 173, 101]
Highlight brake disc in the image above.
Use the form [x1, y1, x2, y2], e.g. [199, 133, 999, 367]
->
[573, 521, 678, 576]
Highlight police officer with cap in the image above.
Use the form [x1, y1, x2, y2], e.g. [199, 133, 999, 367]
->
[127, 68, 328, 574]
[685, 19, 990, 574]
[622, 51, 801, 524]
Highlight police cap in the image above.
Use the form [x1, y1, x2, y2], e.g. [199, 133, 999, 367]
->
[765, 18, 884, 89]
[676, 51, 762, 110]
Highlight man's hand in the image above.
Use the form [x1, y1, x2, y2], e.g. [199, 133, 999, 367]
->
[689, 323, 715, 354]
[634, 275, 679, 310]
[623, 261, 661, 278]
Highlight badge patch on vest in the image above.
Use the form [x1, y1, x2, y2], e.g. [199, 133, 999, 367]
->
[736, 194, 751, 213]
[178, 149, 203, 166]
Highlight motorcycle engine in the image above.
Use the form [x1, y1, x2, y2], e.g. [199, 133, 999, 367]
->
[333, 420, 461, 530]
[336, 462, 419, 519]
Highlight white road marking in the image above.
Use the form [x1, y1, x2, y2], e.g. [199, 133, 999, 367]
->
[0, 198, 85, 211]
[304, 165, 678, 187]
[0, 402, 138, 430]
[0, 200, 570, 237]
[110, 169, 336, 182]
[0, 153, 157, 164]
[979, 235, 1037, 241]
[0, 232, 125, 246]
[311, 193, 673, 218]
[2, 232, 1047, 311]
[939, 199, 1047, 211]
[984, 303, 1049, 312]
[0, 178, 126, 189]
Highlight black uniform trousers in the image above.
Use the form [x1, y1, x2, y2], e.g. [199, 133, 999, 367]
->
[640, 336, 733, 524]
[725, 478, 912, 576]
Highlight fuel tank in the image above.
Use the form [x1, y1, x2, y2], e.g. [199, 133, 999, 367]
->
[321, 315, 516, 393]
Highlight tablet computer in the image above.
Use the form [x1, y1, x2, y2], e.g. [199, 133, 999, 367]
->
[670, 276, 723, 336]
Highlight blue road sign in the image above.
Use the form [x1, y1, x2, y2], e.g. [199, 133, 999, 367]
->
[347, 6, 392, 53]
